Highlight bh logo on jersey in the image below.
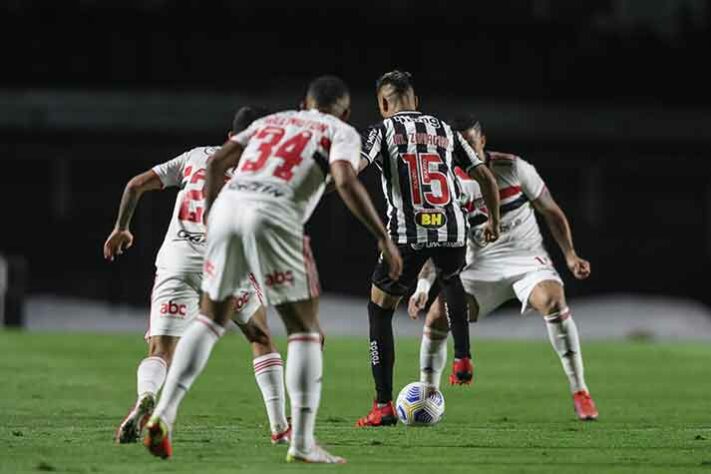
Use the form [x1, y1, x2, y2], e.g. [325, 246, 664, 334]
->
[160, 300, 187, 318]
[415, 210, 447, 229]
[233, 291, 251, 312]
[265, 270, 294, 287]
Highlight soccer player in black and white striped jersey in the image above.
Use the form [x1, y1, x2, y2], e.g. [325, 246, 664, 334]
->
[355, 71, 501, 427]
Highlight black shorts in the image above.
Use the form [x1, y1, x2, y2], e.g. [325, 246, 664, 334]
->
[371, 244, 466, 297]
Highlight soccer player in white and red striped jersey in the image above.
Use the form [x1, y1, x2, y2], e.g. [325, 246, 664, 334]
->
[409, 116, 598, 420]
[144, 76, 402, 464]
[104, 107, 292, 445]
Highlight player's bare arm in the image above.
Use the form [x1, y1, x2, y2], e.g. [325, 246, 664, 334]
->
[407, 258, 436, 319]
[532, 188, 591, 280]
[469, 164, 501, 242]
[330, 160, 403, 280]
[104, 170, 163, 261]
[204, 140, 244, 217]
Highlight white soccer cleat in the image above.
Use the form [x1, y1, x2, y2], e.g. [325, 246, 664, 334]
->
[115, 394, 156, 444]
[286, 444, 346, 464]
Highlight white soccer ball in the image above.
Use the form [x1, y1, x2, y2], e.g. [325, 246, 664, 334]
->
[395, 382, 445, 426]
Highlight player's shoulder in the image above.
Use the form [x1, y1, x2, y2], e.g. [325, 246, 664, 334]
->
[184, 146, 220, 164]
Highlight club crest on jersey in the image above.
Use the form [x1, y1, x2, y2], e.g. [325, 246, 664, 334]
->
[415, 210, 447, 229]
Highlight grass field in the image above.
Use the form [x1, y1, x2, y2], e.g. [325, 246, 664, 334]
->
[1, 331, 710, 473]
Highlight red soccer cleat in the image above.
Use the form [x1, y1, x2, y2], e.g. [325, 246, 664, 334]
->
[143, 417, 173, 459]
[355, 401, 398, 427]
[271, 424, 292, 445]
[573, 390, 599, 421]
[448, 357, 474, 385]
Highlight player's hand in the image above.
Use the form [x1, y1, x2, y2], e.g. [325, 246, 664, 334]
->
[103, 228, 134, 261]
[566, 254, 591, 280]
[408, 291, 428, 320]
[379, 237, 403, 281]
[482, 219, 500, 242]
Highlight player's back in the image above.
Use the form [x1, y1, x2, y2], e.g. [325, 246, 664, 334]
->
[153, 146, 220, 272]
[228, 109, 360, 223]
[362, 111, 482, 246]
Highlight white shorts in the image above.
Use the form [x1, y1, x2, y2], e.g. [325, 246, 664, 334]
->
[460, 253, 563, 318]
[201, 194, 320, 306]
[148, 268, 261, 338]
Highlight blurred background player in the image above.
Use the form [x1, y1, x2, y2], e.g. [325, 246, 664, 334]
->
[144, 76, 402, 464]
[409, 115, 598, 420]
[104, 106, 292, 445]
[355, 71, 501, 427]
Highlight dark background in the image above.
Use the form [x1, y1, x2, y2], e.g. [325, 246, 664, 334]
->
[1, 0, 710, 308]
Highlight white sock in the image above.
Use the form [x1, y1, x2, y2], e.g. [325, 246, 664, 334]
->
[136, 356, 168, 400]
[253, 352, 289, 435]
[153, 315, 225, 428]
[286, 332, 322, 453]
[419, 327, 448, 389]
[544, 308, 588, 394]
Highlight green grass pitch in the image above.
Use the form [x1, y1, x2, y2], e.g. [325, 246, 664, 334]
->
[1, 331, 710, 473]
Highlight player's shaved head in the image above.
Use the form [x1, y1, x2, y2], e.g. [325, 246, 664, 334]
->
[305, 75, 351, 120]
[375, 70, 418, 118]
[376, 70, 414, 97]
[451, 114, 483, 135]
[232, 105, 270, 134]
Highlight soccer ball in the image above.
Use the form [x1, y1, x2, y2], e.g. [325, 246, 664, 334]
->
[395, 382, 445, 426]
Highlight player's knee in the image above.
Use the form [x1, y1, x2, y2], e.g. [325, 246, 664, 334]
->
[425, 299, 449, 332]
[537, 294, 566, 317]
[370, 285, 400, 309]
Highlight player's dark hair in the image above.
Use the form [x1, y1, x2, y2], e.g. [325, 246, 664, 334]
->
[375, 70, 414, 96]
[306, 75, 350, 110]
[231, 105, 270, 133]
[450, 114, 483, 134]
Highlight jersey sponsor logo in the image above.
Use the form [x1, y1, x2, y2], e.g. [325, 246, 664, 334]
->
[411, 241, 464, 250]
[265, 270, 294, 287]
[160, 300, 187, 317]
[228, 181, 286, 197]
[415, 210, 447, 229]
[175, 229, 206, 244]
[232, 291, 251, 312]
[392, 115, 441, 128]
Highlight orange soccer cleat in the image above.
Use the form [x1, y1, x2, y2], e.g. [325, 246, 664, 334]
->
[143, 417, 173, 459]
[573, 390, 599, 421]
[448, 357, 474, 385]
[355, 401, 398, 427]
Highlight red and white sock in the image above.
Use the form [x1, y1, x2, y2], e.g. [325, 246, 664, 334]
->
[286, 332, 322, 453]
[153, 315, 225, 428]
[544, 308, 588, 393]
[419, 327, 448, 389]
[253, 352, 289, 435]
[136, 356, 168, 400]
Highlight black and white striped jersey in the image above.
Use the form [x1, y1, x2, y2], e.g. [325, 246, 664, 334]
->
[361, 111, 484, 246]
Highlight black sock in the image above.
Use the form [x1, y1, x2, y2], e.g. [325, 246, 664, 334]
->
[368, 301, 395, 403]
[441, 276, 471, 359]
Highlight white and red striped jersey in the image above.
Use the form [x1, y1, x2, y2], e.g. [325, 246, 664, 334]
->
[456, 152, 546, 259]
[152, 146, 226, 272]
[228, 109, 361, 223]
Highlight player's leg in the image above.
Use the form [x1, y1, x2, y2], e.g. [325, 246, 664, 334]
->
[274, 298, 342, 464]
[115, 336, 174, 444]
[116, 271, 198, 444]
[144, 295, 231, 458]
[431, 246, 472, 384]
[234, 302, 290, 444]
[419, 295, 448, 389]
[144, 198, 242, 459]
[357, 246, 423, 427]
[527, 279, 598, 420]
